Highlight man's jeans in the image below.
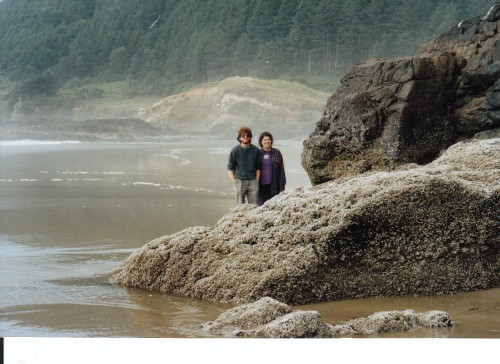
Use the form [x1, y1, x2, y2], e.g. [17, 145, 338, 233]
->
[233, 179, 259, 205]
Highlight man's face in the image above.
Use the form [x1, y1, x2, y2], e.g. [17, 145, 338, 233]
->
[239, 134, 251, 145]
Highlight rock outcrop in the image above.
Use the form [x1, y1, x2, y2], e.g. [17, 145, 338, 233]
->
[202, 297, 453, 338]
[302, 4, 500, 185]
[111, 137, 499, 305]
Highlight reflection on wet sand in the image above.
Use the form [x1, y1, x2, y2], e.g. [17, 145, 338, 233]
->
[120, 288, 233, 337]
[298, 287, 500, 338]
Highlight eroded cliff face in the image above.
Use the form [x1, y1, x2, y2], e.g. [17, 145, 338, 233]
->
[136, 77, 328, 139]
[1, 76, 328, 141]
[111, 137, 499, 305]
[302, 4, 500, 185]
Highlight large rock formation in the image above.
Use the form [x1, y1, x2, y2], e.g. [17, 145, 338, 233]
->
[111, 137, 499, 305]
[202, 297, 453, 338]
[302, 4, 500, 185]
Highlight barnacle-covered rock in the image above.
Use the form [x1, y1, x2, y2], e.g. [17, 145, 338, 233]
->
[111, 138, 499, 305]
[201, 297, 453, 338]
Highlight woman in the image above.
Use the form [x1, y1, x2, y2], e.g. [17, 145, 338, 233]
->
[258, 131, 286, 206]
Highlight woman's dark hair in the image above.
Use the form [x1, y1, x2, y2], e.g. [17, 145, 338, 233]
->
[258, 131, 273, 148]
[237, 126, 252, 142]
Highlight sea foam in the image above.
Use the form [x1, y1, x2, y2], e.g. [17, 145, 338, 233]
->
[0, 140, 81, 146]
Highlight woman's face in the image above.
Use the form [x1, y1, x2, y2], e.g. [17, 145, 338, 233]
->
[261, 136, 272, 149]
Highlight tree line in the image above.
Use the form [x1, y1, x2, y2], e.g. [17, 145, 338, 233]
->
[0, 0, 494, 98]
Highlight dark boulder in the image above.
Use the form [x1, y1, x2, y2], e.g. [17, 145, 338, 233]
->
[302, 4, 500, 185]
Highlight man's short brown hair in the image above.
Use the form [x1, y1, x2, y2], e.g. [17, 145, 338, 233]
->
[237, 126, 252, 141]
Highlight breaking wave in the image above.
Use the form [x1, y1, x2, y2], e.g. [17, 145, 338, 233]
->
[0, 140, 81, 146]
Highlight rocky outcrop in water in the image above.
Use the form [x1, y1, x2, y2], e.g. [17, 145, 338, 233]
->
[111, 137, 499, 305]
[302, 4, 500, 185]
[201, 297, 453, 338]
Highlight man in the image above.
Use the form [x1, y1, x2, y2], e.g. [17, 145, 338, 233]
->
[227, 126, 261, 205]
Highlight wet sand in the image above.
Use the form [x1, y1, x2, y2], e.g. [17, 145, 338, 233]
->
[0, 140, 498, 338]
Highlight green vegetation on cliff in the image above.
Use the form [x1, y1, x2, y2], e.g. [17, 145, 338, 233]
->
[0, 0, 494, 102]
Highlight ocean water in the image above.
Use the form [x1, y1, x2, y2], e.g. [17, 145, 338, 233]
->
[0, 138, 307, 337]
[0, 139, 498, 339]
